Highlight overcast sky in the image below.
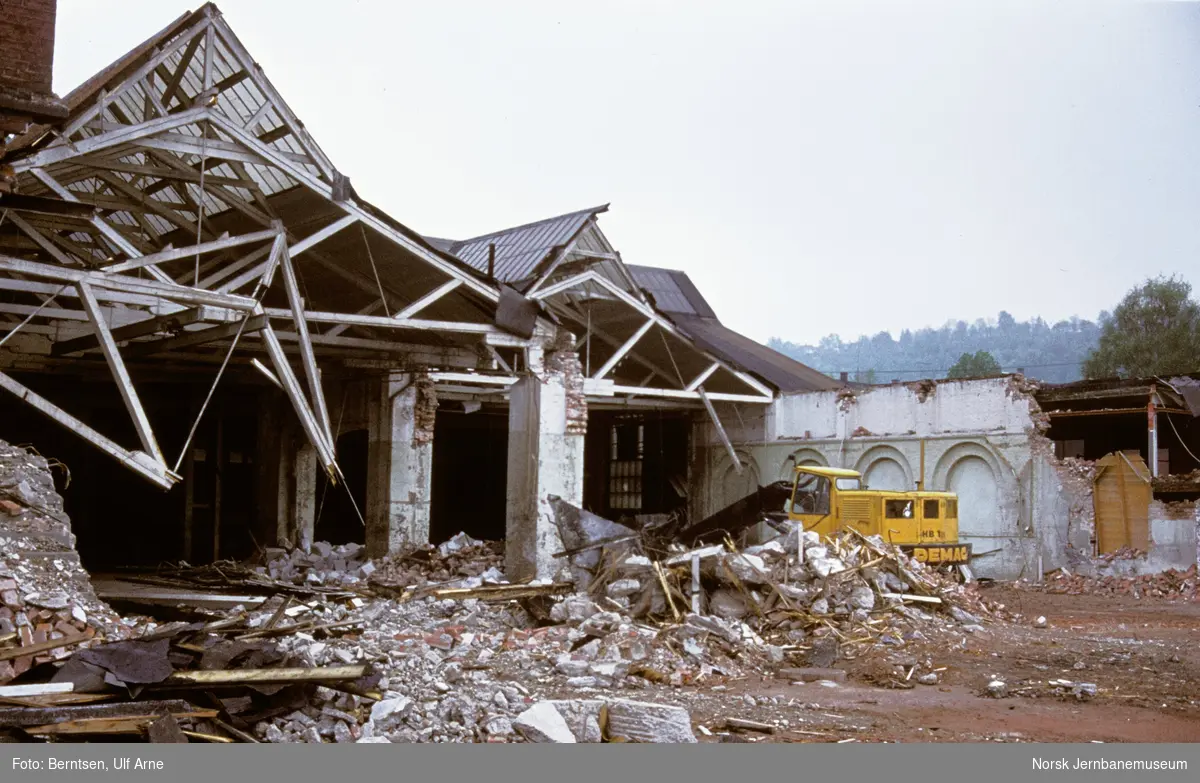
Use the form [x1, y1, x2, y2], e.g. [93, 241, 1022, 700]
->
[53, 0, 1200, 345]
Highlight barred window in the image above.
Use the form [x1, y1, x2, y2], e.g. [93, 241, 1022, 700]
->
[608, 421, 644, 511]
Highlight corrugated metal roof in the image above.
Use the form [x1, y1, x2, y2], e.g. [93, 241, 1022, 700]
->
[10, 3, 324, 217]
[440, 205, 608, 283]
[672, 312, 840, 393]
[628, 263, 837, 393]
[423, 236, 457, 253]
[627, 264, 717, 318]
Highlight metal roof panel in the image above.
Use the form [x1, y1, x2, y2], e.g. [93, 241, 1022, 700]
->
[444, 205, 608, 282]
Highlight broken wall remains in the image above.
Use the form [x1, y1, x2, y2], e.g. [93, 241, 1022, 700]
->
[692, 377, 1067, 581]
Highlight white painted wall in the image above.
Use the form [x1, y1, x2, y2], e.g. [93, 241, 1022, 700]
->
[1146, 501, 1200, 573]
[692, 377, 1047, 580]
[762, 377, 1036, 443]
[863, 458, 908, 491]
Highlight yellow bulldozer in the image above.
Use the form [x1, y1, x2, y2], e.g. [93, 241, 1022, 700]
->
[680, 463, 971, 567]
[784, 465, 971, 565]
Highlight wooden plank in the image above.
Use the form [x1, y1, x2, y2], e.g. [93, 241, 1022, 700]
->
[654, 561, 681, 621]
[182, 729, 232, 742]
[91, 578, 266, 610]
[0, 633, 87, 662]
[880, 593, 942, 604]
[0, 692, 112, 708]
[0, 682, 74, 698]
[159, 665, 367, 687]
[725, 717, 777, 734]
[26, 710, 218, 735]
[123, 315, 269, 357]
[52, 306, 216, 356]
[0, 699, 204, 728]
[413, 582, 573, 602]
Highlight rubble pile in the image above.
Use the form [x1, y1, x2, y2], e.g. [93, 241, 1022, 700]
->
[0, 453, 1013, 744]
[1056, 457, 1097, 484]
[253, 532, 506, 594]
[368, 532, 507, 592]
[1152, 469, 1200, 494]
[0, 606, 376, 741]
[260, 541, 373, 588]
[1035, 564, 1198, 601]
[547, 498, 1007, 690]
[0, 441, 133, 684]
[1094, 546, 1147, 564]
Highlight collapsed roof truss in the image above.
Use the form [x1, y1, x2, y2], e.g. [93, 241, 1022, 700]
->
[532, 269, 774, 404]
[0, 4, 545, 487]
[0, 2, 779, 490]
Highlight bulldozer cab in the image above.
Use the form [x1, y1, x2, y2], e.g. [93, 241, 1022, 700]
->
[785, 465, 970, 565]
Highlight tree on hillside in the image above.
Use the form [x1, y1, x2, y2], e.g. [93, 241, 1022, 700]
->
[768, 309, 1102, 383]
[1083, 275, 1200, 379]
[947, 350, 1002, 379]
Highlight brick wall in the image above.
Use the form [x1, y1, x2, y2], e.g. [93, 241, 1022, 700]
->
[0, 0, 57, 94]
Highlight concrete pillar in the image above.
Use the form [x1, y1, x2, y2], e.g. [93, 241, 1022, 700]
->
[365, 372, 437, 557]
[255, 389, 320, 552]
[506, 343, 587, 581]
[255, 391, 290, 547]
[294, 441, 318, 553]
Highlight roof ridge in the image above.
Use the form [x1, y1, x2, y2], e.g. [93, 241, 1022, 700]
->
[452, 204, 609, 248]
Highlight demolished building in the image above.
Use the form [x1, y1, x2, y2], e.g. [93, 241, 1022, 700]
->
[2, 0, 1200, 747]
[692, 372, 1200, 580]
[0, 0, 1196, 601]
[0, 3, 835, 584]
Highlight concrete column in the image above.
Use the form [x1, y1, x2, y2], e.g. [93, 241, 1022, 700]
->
[255, 389, 320, 552]
[506, 343, 587, 581]
[365, 372, 437, 557]
[255, 391, 291, 548]
[294, 441, 318, 553]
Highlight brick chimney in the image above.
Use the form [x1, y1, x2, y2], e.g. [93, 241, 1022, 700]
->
[0, 0, 68, 133]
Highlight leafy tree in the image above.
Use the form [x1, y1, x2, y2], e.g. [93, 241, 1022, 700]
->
[947, 350, 1002, 379]
[1083, 276, 1200, 379]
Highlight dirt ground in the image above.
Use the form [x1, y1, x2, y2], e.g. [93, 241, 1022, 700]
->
[675, 586, 1200, 743]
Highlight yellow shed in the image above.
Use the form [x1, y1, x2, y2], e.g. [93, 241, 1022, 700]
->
[1092, 451, 1152, 554]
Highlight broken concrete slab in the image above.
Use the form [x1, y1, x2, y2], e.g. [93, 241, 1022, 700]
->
[546, 699, 605, 743]
[513, 701, 577, 743]
[516, 699, 696, 743]
[708, 588, 748, 620]
[605, 699, 696, 743]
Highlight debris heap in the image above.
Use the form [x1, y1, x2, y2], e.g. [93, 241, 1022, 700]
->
[0, 440, 132, 684]
[545, 498, 1006, 690]
[1035, 565, 1198, 600]
[0, 467, 1012, 744]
